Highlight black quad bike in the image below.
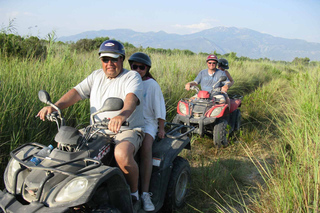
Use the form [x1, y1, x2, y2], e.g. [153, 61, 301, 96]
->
[173, 76, 242, 147]
[0, 90, 194, 213]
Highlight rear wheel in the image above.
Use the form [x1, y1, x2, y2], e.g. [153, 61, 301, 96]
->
[233, 109, 241, 132]
[213, 119, 228, 148]
[163, 156, 190, 212]
[229, 109, 241, 139]
[230, 109, 241, 132]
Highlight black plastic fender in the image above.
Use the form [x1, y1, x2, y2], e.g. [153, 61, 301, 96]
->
[149, 129, 191, 212]
[44, 165, 133, 213]
[1, 166, 132, 213]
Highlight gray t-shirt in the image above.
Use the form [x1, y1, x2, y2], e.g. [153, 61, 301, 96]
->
[74, 69, 144, 133]
[193, 69, 230, 92]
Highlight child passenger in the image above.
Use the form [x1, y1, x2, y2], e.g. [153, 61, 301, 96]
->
[128, 52, 166, 212]
[217, 58, 234, 88]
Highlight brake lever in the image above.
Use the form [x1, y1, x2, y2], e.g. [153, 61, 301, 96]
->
[46, 112, 58, 122]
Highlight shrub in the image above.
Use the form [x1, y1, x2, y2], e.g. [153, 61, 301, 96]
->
[0, 33, 47, 59]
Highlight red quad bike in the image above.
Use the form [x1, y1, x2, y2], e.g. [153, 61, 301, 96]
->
[173, 76, 242, 147]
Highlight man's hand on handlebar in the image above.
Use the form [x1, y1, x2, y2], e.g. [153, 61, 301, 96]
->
[36, 106, 57, 121]
[221, 85, 229, 93]
[108, 115, 127, 133]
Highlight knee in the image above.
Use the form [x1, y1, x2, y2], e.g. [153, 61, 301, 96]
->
[114, 143, 135, 164]
[114, 148, 127, 163]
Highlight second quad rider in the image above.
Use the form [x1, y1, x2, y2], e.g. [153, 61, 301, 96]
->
[185, 54, 231, 94]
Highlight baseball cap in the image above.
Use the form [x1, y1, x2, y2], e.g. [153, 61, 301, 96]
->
[206, 54, 218, 62]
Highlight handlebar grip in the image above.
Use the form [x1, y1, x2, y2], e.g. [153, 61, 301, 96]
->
[46, 112, 58, 122]
[95, 120, 129, 129]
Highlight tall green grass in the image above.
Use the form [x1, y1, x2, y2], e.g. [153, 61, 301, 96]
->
[247, 66, 320, 212]
[0, 44, 94, 175]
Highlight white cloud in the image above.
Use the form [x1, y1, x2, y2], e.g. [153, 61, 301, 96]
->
[22, 12, 37, 17]
[174, 22, 211, 30]
[172, 19, 220, 33]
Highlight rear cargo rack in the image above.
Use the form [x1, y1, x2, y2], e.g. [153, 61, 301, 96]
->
[165, 123, 194, 139]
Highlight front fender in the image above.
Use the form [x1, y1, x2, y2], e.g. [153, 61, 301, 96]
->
[0, 189, 69, 213]
[1, 166, 133, 213]
[46, 166, 133, 212]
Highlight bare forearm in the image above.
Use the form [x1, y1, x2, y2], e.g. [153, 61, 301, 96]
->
[158, 118, 166, 138]
[54, 88, 82, 110]
[118, 93, 138, 119]
[225, 71, 234, 88]
[37, 88, 82, 121]
[158, 118, 165, 130]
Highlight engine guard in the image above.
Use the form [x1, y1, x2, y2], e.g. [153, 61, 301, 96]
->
[174, 114, 217, 136]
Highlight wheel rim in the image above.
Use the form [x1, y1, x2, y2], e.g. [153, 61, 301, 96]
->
[175, 169, 189, 204]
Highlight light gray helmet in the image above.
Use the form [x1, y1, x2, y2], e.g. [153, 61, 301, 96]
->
[218, 58, 229, 69]
[128, 52, 151, 67]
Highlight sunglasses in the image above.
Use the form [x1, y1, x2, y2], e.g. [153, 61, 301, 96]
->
[101, 57, 118, 63]
[207, 62, 217, 65]
[131, 64, 146, 71]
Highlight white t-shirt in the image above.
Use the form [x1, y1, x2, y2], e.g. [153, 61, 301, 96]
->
[142, 78, 166, 139]
[74, 69, 144, 134]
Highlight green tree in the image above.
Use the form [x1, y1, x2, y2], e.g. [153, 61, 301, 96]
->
[292, 57, 310, 66]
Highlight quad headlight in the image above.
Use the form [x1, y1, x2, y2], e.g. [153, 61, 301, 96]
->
[5, 158, 21, 190]
[55, 177, 89, 202]
[178, 102, 188, 115]
[210, 107, 223, 117]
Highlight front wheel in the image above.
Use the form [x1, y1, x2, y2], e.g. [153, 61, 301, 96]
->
[213, 119, 228, 148]
[162, 156, 191, 212]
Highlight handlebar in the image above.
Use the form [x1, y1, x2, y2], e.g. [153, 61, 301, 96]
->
[190, 86, 200, 93]
[46, 111, 65, 129]
[92, 118, 129, 130]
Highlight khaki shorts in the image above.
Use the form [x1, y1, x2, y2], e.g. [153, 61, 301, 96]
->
[114, 130, 145, 155]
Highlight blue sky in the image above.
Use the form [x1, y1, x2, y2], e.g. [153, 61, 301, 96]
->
[1, 0, 320, 43]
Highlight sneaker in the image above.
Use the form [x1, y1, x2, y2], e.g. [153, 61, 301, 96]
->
[131, 195, 141, 212]
[141, 192, 155, 212]
[131, 195, 138, 202]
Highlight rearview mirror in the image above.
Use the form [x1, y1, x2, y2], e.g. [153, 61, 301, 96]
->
[38, 90, 51, 104]
[219, 76, 227, 82]
[99, 97, 124, 112]
[90, 97, 124, 124]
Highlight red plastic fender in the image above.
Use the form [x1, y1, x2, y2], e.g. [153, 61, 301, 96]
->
[229, 99, 241, 113]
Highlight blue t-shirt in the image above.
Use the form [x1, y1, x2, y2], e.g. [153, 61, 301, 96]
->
[193, 69, 230, 92]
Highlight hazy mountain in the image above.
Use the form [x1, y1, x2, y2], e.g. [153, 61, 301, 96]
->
[58, 27, 320, 61]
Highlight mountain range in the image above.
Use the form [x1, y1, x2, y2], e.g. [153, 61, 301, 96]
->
[58, 26, 320, 61]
